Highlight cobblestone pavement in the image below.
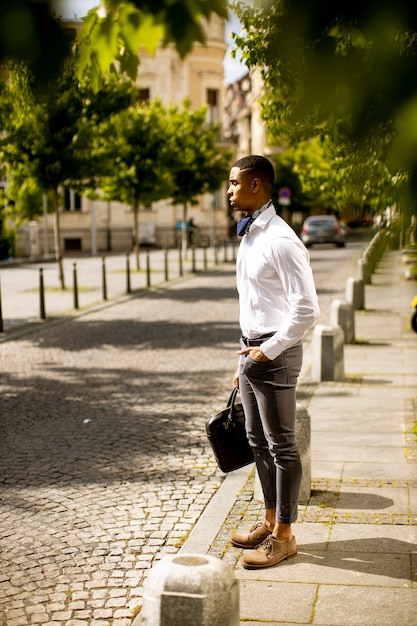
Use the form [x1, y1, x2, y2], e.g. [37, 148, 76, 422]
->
[0, 266, 241, 626]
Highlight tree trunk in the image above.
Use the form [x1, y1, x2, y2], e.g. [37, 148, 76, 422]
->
[52, 186, 65, 290]
[181, 201, 188, 260]
[132, 200, 140, 270]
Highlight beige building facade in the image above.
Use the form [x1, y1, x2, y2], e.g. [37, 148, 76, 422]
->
[15, 16, 231, 257]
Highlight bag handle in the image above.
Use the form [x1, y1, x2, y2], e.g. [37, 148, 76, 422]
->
[225, 387, 240, 427]
[227, 387, 239, 409]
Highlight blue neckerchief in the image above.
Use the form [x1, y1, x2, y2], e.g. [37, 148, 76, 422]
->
[237, 215, 253, 236]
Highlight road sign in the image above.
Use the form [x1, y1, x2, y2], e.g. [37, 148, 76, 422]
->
[278, 187, 292, 206]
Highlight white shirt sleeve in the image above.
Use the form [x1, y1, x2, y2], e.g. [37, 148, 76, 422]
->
[259, 235, 319, 360]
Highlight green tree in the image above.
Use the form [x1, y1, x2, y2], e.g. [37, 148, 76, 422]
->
[77, 0, 228, 89]
[232, 0, 417, 231]
[100, 100, 175, 270]
[274, 135, 400, 224]
[169, 103, 232, 256]
[0, 61, 135, 288]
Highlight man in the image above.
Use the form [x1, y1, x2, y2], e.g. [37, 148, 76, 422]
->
[228, 155, 319, 569]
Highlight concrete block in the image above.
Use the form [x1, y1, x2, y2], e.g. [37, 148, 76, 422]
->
[311, 324, 345, 382]
[136, 554, 239, 626]
[330, 299, 355, 344]
[356, 258, 371, 284]
[254, 403, 311, 505]
[345, 276, 365, 310]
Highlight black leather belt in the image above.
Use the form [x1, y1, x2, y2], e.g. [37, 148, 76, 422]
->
[241, 332, 275, 346]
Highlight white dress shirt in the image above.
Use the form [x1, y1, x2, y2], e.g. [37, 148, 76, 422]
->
[237, 203, 320, 360]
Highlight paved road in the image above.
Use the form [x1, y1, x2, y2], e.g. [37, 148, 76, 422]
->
[0, 235, 371, 625]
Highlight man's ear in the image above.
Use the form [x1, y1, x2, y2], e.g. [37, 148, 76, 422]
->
[252, 177, 261, 191]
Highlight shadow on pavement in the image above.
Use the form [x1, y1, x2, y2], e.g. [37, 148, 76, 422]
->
[295, 538, 417, 581]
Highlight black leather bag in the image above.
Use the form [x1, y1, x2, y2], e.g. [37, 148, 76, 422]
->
[205, 388, 254, 473]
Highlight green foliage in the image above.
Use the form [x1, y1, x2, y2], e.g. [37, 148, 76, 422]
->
[101, 99, 231, 209]
[0, 0, 70, 84]
[232, 0, 417, 219]
[77, 0, 228, 89]
[0, 1, 227, 90]
[100, 99, 174, 208]
[0, 189, 15, 260]
[274, 134, 401, 219]
[168, 103, 232, 207]
[0, 57, 136, 285]
[1, 60, 136, 200]
[100, 98, 230, 263]
[5, 174, 45, 223]
[276, 139, 335, 212]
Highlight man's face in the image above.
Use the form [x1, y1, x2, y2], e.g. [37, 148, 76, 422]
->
[227, 167, 254, 213]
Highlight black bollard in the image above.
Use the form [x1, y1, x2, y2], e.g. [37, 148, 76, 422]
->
[102, 257, 107, 300]
[164, 250, 169, 282]
[126, 253, 131, 294]
[0, 276, 3, 333]
[39, 268, 46, 320]
[73, 263, 79, 309]
[178, 247, 183, 277]
[203, 245, 208, 271]
[192, 246, 196, 273]
[146, 252, 151, 287]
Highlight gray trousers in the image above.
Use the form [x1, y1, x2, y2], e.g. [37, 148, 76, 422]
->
[239, 340, 303, 524]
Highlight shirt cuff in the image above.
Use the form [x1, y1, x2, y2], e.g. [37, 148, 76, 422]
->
[260, 337, 283, 360]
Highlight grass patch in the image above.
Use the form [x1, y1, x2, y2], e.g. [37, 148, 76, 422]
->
[174, 530, 191, 548]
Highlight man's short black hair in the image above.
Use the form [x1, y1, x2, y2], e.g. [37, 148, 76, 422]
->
[233, 155, 275, 188]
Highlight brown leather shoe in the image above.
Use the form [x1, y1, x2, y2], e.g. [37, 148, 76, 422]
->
[241, 535, 297, 569]
[230, 522, 272, 548]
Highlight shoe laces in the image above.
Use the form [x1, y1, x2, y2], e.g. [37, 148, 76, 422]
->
[256, 534, 275, 553]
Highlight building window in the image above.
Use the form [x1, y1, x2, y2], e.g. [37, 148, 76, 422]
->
[207, 88, 219, 123]
[64, 189, 82, 211]
[138, 88, 150, 103]
[64, 238, 82, 251]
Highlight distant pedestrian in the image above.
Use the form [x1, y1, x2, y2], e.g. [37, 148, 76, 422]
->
[187, 218, 197, 247]
[227, 155, 319, 569]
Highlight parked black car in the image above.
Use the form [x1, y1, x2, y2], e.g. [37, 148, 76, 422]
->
[301, 215, 347, 248]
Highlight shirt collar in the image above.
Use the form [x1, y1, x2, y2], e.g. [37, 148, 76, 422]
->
[251, 199, 273, 222]
[246, 200, 274, 233]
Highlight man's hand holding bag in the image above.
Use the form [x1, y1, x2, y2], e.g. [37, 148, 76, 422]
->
[205, 388, 254, 473]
